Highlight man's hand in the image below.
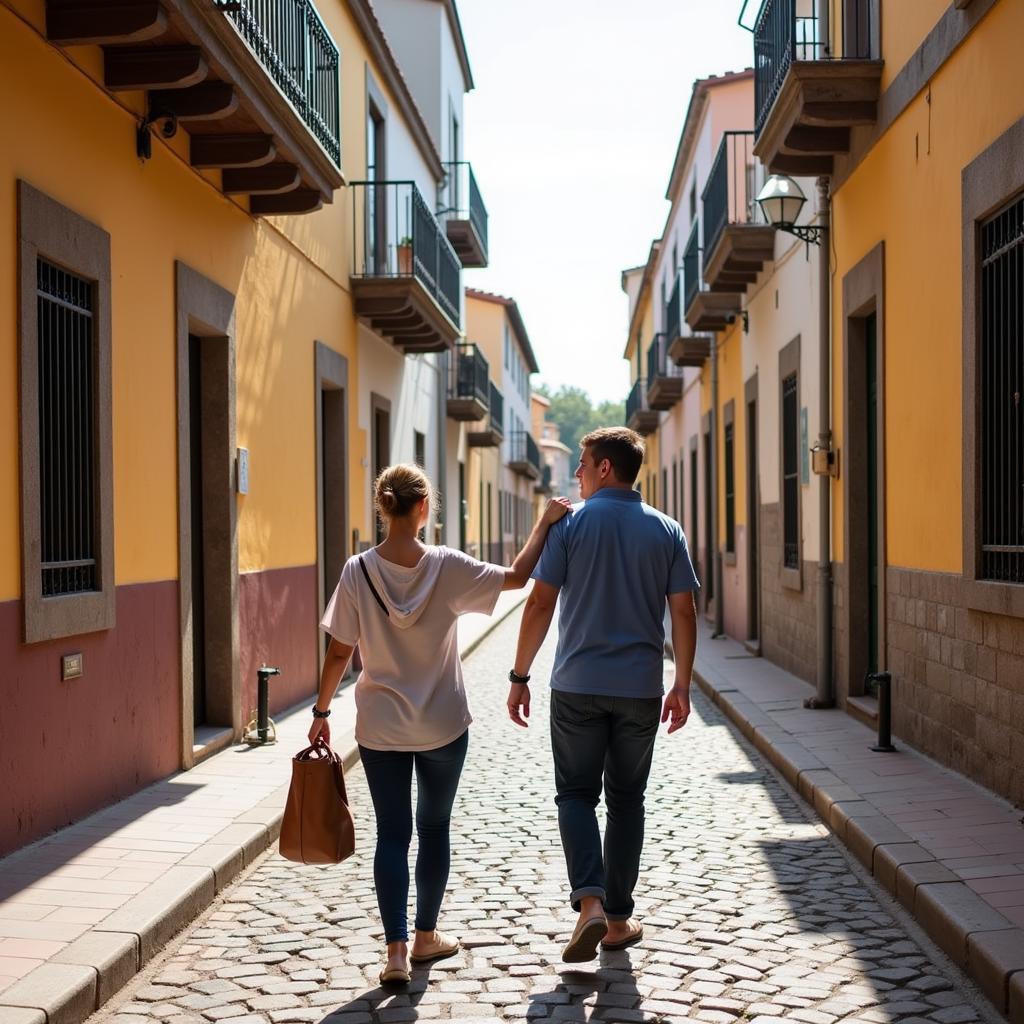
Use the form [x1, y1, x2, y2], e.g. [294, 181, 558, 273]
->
[308, 716, 331, 746]
[507, 683, 531, 727]
[661, 686, 690, 734]
[541, 497, 573, 526]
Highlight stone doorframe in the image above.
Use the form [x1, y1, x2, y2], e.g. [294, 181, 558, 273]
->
[175, 262, 239, 769]
[840, 241, 887, 699]
[745, 371, 761, 647]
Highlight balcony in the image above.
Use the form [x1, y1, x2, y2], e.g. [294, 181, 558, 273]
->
[350, 181, 462, 353]
[438, 162, 489, 268]
[468, 382, 504, 447]
[447, 343, 489, 421]
[751, 0, 883, 175]
[683, 221, 741, 334]
[625, 379, 658, 436]
[44, 0, 343, 214]
[508, 431, 542, 481]
[702, 132, 776, 292]
[664, 274, 713, 367]
[534, 464, 553, 497]
[646, 334, 684, 411]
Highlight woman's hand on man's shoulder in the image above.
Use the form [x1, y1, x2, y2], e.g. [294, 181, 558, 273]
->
[542, 497, 574, 526]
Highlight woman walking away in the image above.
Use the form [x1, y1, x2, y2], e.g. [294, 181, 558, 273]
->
[308, 463, 572, 985]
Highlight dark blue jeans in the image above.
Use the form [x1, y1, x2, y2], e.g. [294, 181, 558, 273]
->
[358, 730, 468, 943]
[550, 691, 661, 920]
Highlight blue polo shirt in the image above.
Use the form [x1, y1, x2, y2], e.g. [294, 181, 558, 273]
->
[531, 487, 700, 698]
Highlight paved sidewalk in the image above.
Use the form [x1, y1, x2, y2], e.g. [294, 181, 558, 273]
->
[690, 622, 1024, 1021]
[0, 587, 529, 1024]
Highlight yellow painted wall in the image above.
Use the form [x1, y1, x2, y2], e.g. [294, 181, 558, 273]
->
[831, 0, 1024, 571]
[0, 0, 431, 599]
[876, 0, 949, 91]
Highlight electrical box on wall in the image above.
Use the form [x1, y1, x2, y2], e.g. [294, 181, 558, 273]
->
[237, 447, 249, 494]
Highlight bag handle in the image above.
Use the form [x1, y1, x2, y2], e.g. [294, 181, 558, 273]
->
[294, 738, 349, 803]
[359, 555, 390, 618]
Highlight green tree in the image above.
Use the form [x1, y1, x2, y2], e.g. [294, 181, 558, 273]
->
[535, 384, 626, 455]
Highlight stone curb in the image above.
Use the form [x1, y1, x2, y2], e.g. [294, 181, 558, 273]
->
[692, 663, 1024, 1023]
[0, 600, 524, 1024]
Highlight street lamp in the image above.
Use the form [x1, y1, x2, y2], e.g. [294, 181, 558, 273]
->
[756, 175, 824, 245]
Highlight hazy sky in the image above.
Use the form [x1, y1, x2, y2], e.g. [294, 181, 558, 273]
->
[458, 0, 754, 404]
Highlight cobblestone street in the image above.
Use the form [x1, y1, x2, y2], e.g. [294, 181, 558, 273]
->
[94, 613, 996, 1024]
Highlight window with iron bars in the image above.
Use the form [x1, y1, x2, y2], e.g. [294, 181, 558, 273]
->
[37, 259, 98, 597]
[782, 373, 799, 570]
[979, 194, 1024, 583]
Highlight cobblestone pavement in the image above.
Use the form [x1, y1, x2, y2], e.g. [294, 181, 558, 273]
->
[94, 614, 995, 1024]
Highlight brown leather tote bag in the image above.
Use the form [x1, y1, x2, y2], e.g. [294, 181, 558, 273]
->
[279, 739, 355, 864]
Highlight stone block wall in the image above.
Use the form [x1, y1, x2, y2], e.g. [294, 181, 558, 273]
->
[886, 566, 1024, 808]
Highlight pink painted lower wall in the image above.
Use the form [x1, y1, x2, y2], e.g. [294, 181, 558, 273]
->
[239, 564, 319, 723]
[0, 581, 181, 856]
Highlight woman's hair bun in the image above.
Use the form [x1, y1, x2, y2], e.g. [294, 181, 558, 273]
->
[374, 464, 433, 523]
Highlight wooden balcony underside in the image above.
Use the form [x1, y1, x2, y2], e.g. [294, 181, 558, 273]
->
[647, 376, 683, 411]
[626, 409, 659, 436]
[703, 224, 776, 292]
[685, 290, 742, 333]
[353, 278, 460, 354]
[445, 219, 487, 268]
[754, 60, 883, 176]
[447, 396, 489, 421]
[509, 459, 541, 481]
[467, 426, 502, 447]
[45, 0, 343, 213]
[669, 334, 712, 368]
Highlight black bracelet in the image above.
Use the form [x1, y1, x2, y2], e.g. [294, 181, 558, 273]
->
[311, 705, 331, 718]
[508, 669, 531, 684]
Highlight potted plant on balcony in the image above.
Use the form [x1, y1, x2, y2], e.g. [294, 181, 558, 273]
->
[397, 235, 413, 275]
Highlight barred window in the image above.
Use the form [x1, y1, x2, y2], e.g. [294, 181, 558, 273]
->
[37, 259, 98, 597]
[979, 195, 1024, 584]
[782, 372, 799, 570]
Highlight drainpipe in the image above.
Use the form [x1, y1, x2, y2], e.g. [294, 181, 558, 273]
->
[808, 175, 834, 708]
[711, 335, 724, 639]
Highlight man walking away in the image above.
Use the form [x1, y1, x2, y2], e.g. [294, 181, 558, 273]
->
[506, 427, 699, 962]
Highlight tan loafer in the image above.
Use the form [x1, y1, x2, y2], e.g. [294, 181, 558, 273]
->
[410, 932, 461, 965]
[379, 963, 411, 985]
[601, 919, 644, 951]
[561, 914, 608, 963]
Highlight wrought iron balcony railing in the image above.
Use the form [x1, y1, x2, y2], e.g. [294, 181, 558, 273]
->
[625, 378, 654, 427]
[665, 274, 681, 341]
[489, 383, 505, 439]
[683, 222, 701, 312]
[509, 430, 541, 478]
[350, 180, 462, 327]
[647, 333, 684, 385]
[216, 0, 340, 165]
[449, 343, 489, 406]
[702, 131, 765, 267]
[752, 0, 876, 137]
[439, 162, 489, 256]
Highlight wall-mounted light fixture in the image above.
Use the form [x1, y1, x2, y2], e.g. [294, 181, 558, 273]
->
[756, 175, 824, 246]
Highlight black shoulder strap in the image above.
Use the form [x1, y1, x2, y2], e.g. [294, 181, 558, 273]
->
[358, 555, 390, 618]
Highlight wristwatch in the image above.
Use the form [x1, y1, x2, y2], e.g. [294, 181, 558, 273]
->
[508, 669, 531, 685]
[311, 705, 332, 718]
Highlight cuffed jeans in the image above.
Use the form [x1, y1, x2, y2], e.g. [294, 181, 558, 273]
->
[550, 691, 661, 920]
[358, 730, 468, 943]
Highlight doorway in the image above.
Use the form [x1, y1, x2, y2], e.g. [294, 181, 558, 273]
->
[315, 343, 348, 669]
[371, 393, 391, 543]
[175, 263, 238, 766]
[745, 375, 760, 645]
[865, 312, 880, 676]
[689, 440, 699, 587]
[703, 427, 714, 611]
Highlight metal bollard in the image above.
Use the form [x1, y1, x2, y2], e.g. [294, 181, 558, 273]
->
[866, 671, 896, 752]
[256, 665, 280, 743]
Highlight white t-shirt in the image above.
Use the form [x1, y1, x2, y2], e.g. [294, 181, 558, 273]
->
[320, 546, 505, 751]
